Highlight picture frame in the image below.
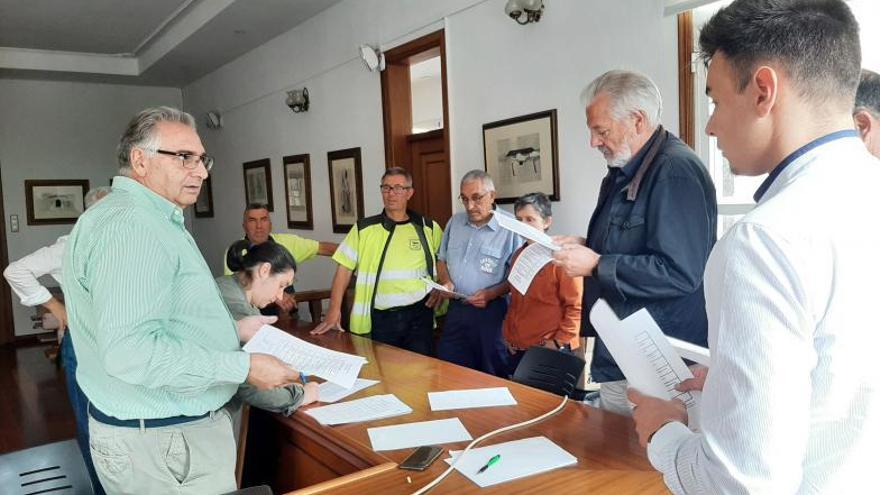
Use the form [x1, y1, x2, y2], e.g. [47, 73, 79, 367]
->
[194, 175, 214, 218]
[282, 154, 314, 230]
[482, 109, 559, 203]
[327, 147, 364, 234]
[24, 179, 90, 225]
[242, 158, 274, 211]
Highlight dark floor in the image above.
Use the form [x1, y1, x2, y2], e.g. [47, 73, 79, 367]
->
[0, 343, 76, 454]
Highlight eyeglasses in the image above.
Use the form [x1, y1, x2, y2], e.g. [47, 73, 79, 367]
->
[152, 149, 214, 172]
[380, 184, 413, 194]
[459, 192, 490, 205]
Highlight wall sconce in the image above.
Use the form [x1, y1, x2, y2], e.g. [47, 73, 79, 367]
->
[504, 0, 544, 25]
[286, 88, 309, 113]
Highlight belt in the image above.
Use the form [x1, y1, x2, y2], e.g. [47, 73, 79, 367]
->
[88, 403, 211, 429]
[373, 295, 430, 313]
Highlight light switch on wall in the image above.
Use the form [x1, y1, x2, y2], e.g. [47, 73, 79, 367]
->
[10, 214, 18, 232]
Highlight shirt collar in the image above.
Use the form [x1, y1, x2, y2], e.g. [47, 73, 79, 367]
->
[753, 129, 859, 202]
[619, 126, 663, 179]
[111, 176, 186, 226]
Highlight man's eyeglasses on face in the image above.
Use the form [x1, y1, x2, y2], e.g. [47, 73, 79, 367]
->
[459, 192, 489, 205]
[380, 184, 412, 194]
[152, 149, 214, 172]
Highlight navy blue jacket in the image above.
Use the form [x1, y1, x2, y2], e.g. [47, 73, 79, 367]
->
[583, 127, 716, 383]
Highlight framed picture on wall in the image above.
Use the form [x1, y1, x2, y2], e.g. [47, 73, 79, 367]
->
[194, 176, 214, 218]
[327, 147, 364, 234]
[482, 109, 559, 203]
[24, 179, 90, 225]
[242, 158, 274, 211]
[283, 154, 313, 230]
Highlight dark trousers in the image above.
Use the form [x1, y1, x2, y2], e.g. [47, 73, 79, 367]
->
[438, 299, 510, 377]
[60, 332, 105, 495]
[370, 298, 434, 356]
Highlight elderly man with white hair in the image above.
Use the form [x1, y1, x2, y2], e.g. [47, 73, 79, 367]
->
[553, 70, 717, 416]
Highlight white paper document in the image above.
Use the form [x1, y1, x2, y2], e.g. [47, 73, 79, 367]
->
[589, 299, 700, 414]
[242, 325, 366, 389]
[428, 387, 517, 411]
[445, 436, 577, 488]
[421, 277, 470, 299]
[668, 336, 711, 366]
[507, 243, 554, 295]
[318, 378, 380, 403]
[492, 211, 561, 251]
[367, 418, 472, 451]
[303, 394, 412, 426]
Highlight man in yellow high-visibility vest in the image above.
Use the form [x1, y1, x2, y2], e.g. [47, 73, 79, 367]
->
[311, 167, 442, 356]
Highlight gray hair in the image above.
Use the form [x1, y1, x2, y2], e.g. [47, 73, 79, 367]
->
[514, 192, 552, 220]
[580, 70, 663, 129]
[117, 106, 196, 176]
[855, 69, 880, 117]
[460, 169, 495, 192]
[381, 166, 413, 186]
[84, 186, 112, 209]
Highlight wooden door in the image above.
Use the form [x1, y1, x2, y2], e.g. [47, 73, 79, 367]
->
[408, 130, 451, 228]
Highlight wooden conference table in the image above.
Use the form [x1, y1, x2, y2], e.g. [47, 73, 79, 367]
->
[241, 320, 668, 494]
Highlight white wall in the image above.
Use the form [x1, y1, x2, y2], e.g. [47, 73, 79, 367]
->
[183, 0, 679, 292]
[0, 79, 182, 335]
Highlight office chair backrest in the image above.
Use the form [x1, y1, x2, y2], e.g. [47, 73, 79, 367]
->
[0, 439, 94, 494]
[512, 346, 586, 398]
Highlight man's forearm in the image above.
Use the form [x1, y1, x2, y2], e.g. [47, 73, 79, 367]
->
[437, 261, 451, 285]
[318, 241, 339, 257]
[327, 266, 353, 312]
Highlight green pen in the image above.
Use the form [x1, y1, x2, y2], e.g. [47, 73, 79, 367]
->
[476, 454, 501, 474]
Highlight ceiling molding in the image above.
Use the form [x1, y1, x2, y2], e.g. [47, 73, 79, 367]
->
[0, 47, 139, 75]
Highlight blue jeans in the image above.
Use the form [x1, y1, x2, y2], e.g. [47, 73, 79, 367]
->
[60, 332, 105, 495]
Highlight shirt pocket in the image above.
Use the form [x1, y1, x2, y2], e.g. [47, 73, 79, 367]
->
[477, 245, 504, 275]
[607, 215, 646, 253]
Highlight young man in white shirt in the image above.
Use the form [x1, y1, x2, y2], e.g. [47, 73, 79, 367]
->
[3, 186, 111, 494]
[627, 0, 880, 493]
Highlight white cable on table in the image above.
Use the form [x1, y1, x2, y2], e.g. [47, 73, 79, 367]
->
[409, 394, 569, 495]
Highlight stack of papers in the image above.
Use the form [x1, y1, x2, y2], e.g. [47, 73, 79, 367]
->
[428, 387, 517, 411]
[318, 378, 380, 403]
[507, 243, 555, 295]
[589, 300, 700, 415]
[242, 325, 367, 388]
[367, 418, 472, 451]
[304, 394, 412, 426]
[445, 436, 577, 488]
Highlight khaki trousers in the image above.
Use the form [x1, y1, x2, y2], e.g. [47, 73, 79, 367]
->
[88, 409, 237, 495]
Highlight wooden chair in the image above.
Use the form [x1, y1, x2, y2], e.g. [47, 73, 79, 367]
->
[0, 439, 95, 494]
[293, 281, 355, 327]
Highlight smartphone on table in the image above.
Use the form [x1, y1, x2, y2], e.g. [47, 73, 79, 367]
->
[399, 445, 444, 471]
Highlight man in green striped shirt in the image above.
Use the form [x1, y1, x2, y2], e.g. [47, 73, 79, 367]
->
[63, 107, 299, 494]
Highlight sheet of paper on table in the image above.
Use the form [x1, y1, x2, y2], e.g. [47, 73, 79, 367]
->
[445, 436, 577, 488]
[304, 394, 411, 426]
[507, 242, 554, 295]
[492, 211, 561, 252]
[367, 418, 472, 451]
[318, 378, 380, 403]
[589, 299, 701, 421]
[428, 387, 517, 411]
[242, 325, 366, 388]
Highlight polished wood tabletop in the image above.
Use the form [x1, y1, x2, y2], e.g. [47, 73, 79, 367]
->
[243, 320, 668, 495]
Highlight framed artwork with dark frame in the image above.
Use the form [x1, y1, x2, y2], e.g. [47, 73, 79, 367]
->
[327, 147, 364, 234]
[194, 175, 214, 218]
[482, 109, 559, 203]
[24, 179, 90, 225]
[283, 154, 314, 230]
[242, 158, 274, 211]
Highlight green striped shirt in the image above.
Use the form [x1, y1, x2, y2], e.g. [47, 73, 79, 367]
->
[63, 177, 250, 420]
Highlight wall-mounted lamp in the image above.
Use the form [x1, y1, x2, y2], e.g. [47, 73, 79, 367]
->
[504, 0, 544, 25]
[205, 110, 223, 129]
[359, 45, 385, 72]
[286, 88, 310, 113]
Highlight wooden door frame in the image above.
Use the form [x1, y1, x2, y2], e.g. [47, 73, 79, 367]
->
[678, 11, 696, 149]
[0, 160, 15, 346]
[380, 30, 450, 187]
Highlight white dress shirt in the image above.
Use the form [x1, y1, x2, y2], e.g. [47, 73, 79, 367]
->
[3, 235, 66, 306]
[647, 136, 880, 493]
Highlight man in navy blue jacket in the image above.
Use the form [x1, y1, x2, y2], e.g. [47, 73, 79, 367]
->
[554, 70, 717, 416]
